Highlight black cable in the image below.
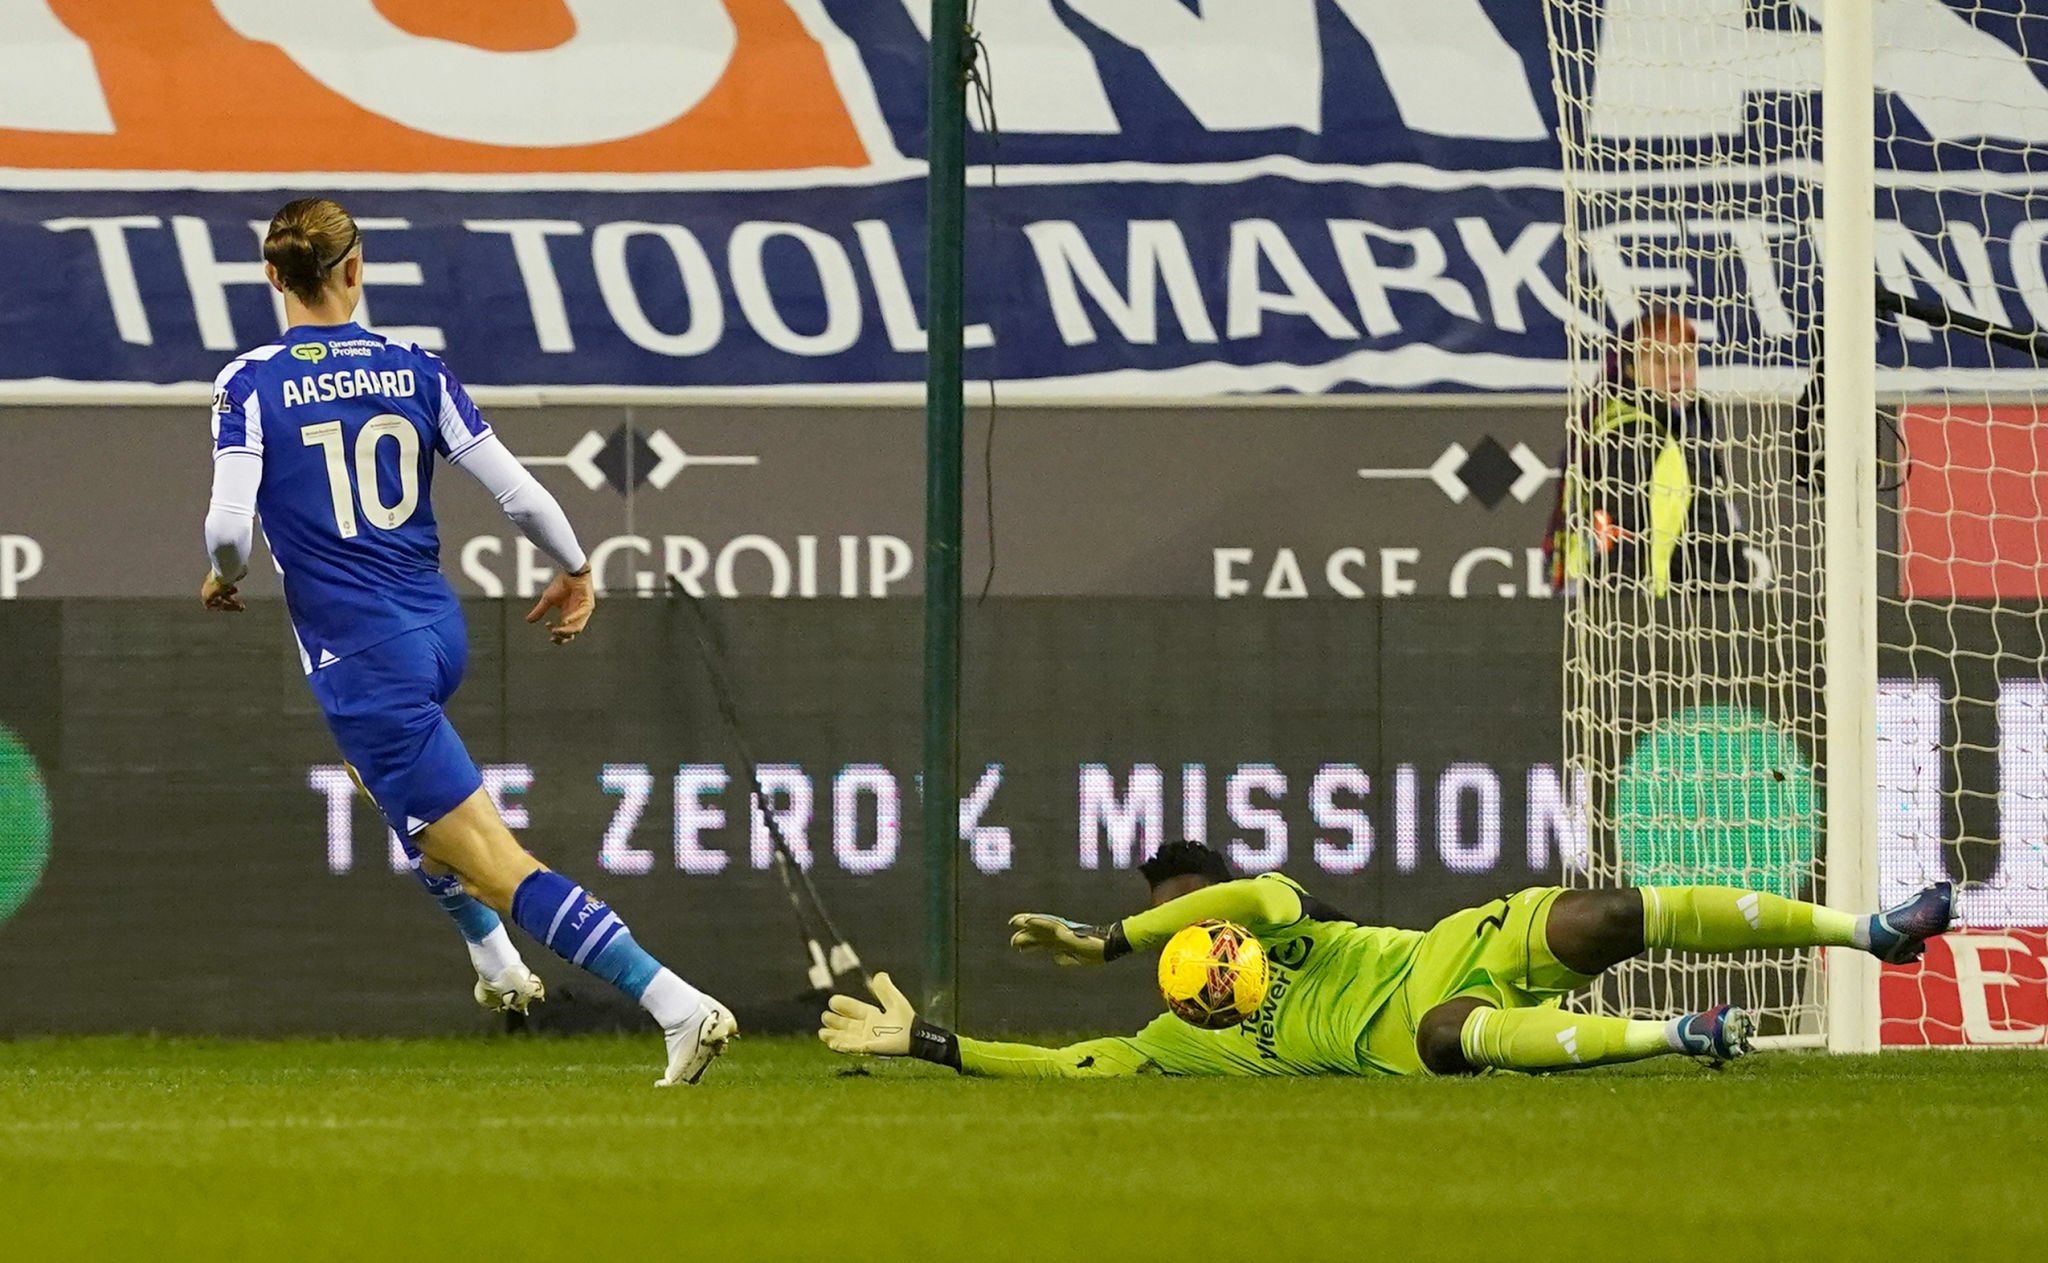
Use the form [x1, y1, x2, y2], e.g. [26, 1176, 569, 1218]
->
[660, 586, 830, 984]
[1863, 280, 2048, 490]
[1878, 283, 2048, 360]
[1789, 356, 1908, 493]
[965, 5, 1001, 603]
[1877, 406, 1909, 495]
[1790, 279, 2038, 492]
[669, 582, 867, 973]
[660, 579, 870, 990]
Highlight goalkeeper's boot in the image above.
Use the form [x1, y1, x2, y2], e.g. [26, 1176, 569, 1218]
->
[1867, 881, 1955, 965]
[657, 999, 739, 1087]
[1672, 1004, 1753, 1062]
[474, 963, 546, 1015]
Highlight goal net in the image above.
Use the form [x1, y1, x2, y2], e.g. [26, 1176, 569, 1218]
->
[1545, 0, 2048, 1049]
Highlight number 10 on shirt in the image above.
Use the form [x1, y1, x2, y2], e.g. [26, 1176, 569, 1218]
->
[302, 415, 421, 538]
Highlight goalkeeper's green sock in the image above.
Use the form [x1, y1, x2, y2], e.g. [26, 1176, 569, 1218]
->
[1641, 886, 1865, 954]
[1458, 1005, 1674, 1071]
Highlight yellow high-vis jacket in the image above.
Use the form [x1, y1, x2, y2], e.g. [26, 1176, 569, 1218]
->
[1557, 396, 1695, 598]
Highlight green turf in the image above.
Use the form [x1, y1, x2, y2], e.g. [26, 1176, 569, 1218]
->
[0, 1037, 2039, 1262]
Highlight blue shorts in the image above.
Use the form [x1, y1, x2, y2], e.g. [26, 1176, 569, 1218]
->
[307, 615, 482, 838]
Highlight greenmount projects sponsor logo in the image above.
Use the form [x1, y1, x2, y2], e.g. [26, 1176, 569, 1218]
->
[290, 343, 327, 362]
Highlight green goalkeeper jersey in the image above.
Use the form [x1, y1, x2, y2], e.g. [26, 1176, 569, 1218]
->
[958, 874, 1425, 1078]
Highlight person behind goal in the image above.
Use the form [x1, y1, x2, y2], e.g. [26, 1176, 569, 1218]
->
[819, 841, 1951, 1077]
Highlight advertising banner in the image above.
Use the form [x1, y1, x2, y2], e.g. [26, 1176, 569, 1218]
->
[0, 403, 1571, 600]
[1883, 930, 2048, 1047]
[1898, 403, 2048, 599]
[5, 3, 2048, 394]
[0, 597, 1573, 1036]
[0, 590, 2039, 1041]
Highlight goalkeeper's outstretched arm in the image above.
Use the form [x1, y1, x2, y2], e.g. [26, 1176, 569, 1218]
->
[1008, 875, 1306, 966]
[954, 1035, 1152, 1078]
[818, 973, 1153, 1078]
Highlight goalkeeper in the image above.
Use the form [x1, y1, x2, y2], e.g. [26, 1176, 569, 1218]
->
[818, 842, 1952, 1077]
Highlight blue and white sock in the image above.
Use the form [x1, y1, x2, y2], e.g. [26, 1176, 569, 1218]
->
[509, 870, 707, 1027]
[409, 859, 524, 981]
[411, 860, 501, 942]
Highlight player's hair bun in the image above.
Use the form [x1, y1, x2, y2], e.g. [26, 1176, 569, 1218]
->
[263, 224, 321, 301]
[264, 198, 359, 304]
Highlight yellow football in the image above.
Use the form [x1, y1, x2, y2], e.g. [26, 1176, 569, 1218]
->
[1157, 919, 1269, 1030]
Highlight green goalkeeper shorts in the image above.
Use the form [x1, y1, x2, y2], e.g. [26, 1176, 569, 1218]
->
[1358, 886, 1596, 1075]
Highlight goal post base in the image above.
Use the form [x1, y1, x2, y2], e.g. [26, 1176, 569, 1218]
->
[1825, 947, 1883, 1054]
[1752, 1033, 1828, 1053]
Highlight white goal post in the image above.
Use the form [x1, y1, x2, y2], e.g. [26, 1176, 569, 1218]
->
[1817, 0, 1880, 1055]
[1546, 1, 2048, 1052]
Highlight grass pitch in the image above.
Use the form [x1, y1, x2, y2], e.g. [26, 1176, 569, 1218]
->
[0, 1036, 2040, 1262]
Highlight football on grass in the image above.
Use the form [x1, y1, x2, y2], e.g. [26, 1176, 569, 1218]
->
[1157, 920, 1270, 1029]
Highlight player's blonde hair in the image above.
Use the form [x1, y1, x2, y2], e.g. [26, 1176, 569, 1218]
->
[264, 198, 359, 305]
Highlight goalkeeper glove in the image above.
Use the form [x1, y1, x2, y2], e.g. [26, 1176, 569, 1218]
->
[1007, 914, 1130, 966]
[819, 971, 913, 1055]
[817, 972, 959, 1069]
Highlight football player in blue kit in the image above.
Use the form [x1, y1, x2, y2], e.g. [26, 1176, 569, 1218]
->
[200, 198, 734, 1085]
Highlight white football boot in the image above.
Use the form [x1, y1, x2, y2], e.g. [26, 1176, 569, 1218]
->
[473, 963, 547, 1015]
[656, 1000, 739, 1087]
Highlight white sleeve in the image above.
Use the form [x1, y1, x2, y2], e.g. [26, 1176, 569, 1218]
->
[449, 434, 589, 574]
[205, 449, 263, 582]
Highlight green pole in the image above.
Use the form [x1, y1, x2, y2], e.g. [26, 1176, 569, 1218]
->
[922, 0, 968, 1025]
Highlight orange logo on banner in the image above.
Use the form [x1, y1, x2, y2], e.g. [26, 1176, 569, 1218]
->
[1, 0, 868, 173]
